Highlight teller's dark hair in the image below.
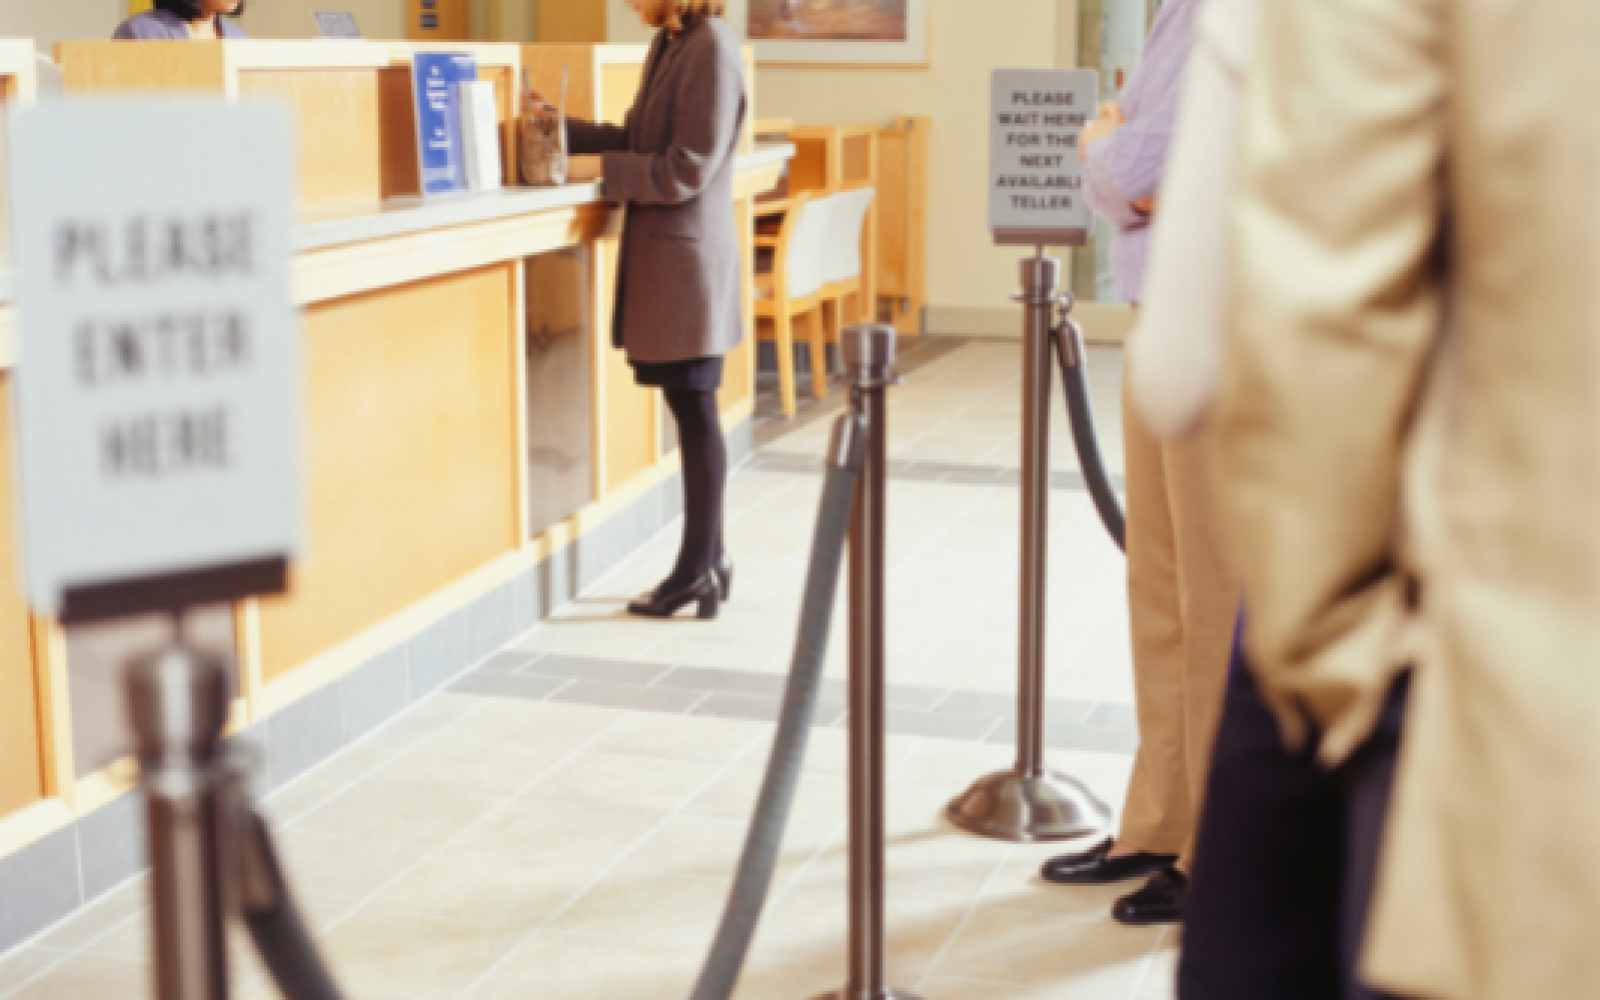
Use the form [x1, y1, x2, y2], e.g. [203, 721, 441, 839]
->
[154, 0, 246, 20]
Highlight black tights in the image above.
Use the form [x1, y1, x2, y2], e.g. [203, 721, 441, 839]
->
[662, 388, 727, 592]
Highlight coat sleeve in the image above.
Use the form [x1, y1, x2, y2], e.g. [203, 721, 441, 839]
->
[567, 117, 631, 155]
[1213, 0, 1448, 762]
[1128, 0, 1259, 440]
[600, 31, 745, 206]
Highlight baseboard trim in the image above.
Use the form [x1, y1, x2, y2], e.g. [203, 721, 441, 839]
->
[925, 302, 1133, 345]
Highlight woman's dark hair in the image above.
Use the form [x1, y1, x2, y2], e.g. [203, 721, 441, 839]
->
[153, 0, 246, 20]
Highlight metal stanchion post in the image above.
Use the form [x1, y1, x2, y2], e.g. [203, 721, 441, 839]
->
[945, 251, 1113, 842]
[127, 612, 235, 1000]
[819, 324, 920, 1000]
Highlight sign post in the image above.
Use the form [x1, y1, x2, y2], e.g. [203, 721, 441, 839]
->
[6, 99, 315, 999]
[948, 70, 1114, 843]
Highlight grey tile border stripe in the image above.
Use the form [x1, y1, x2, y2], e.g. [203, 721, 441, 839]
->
[745, 450, 1127, 494]
[447, 653, 1139, 757]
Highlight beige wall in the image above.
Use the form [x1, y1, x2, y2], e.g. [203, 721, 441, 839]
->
[239, 0, 406, 40]
[0, 0, 125, 51]
[609, 0, 1082, 332]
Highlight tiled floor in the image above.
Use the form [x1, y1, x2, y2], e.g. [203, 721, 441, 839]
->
[0, 340, 1177, 999]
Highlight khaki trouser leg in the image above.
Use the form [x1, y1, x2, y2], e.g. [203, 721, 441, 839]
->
[1117, 367, 1238, 870]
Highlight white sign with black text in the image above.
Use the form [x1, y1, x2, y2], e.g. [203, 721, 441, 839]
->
[989, 68, 1098, 247]
[5, 100, 304, 616]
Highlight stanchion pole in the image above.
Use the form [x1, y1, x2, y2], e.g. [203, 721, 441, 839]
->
[819, 324, 920, 1000]
[944, 251, 1113, 843]
[127, 610, 235, 1000]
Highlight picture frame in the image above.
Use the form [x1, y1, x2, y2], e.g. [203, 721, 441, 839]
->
[734, 0, 929, 65]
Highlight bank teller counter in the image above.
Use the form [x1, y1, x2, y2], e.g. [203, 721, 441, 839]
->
[0, 39, 790, 914]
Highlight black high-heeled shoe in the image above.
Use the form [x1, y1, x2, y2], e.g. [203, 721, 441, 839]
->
[714, 553, 735, 601]
[627, 570, 721, 620]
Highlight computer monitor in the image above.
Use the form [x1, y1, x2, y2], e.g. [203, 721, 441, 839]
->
[313, 12, 362, 38]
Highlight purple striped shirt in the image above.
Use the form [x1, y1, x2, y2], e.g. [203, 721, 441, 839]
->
[1082, 0, 1201, 302]
[113, 10, 248, 39]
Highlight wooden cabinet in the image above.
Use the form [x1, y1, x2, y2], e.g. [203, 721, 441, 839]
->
[876, 115, 930, 337]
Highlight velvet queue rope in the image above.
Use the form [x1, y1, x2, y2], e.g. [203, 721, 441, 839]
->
[688, 411, 867, 1000]
[1053, 317, 1127, 552]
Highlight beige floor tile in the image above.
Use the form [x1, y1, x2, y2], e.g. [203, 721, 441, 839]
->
[318, 907, 524, 999]
[292, 775, 503, 846]
[275, 830, 435, 906]
[9, 954, 149, 1000]
[591, 712, 772, 764]
[0, 949, 68, 996]
[462, 930, 700, 1000]
[375, 730, 569, 799]
[1134, 935, 1179, 1000]
[930, 904, 1159, 993]
[452, 795, 667, 864]
[738, 727, 920, 777]
[748, 880, 969, 986]
[545, 872, 733, 949]
[685, 766, 847, 826]
[436, 698, 622, 751]
[524, 750, 726, 812]
[618, 812, 833, 886]
[371, 847, 606, 928]
[729, 953, 844, 999]
[33, 877, 147, 952]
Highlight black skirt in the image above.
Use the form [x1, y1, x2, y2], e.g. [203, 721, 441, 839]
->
[631, 355, 725, 392]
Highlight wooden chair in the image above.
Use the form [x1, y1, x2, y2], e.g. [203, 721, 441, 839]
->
[755, 191, 833, 417]
[756, 187, 878, 417]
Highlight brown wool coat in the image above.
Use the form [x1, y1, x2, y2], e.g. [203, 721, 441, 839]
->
[566, 16, 748, 363]
[1218, 0, 1600, 996]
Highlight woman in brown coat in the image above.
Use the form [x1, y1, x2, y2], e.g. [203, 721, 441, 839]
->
[533, 0, 747, 619]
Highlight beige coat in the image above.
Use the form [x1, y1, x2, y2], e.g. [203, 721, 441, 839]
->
[1216, 0, 1600, 996]
[567, 15, 747, 362]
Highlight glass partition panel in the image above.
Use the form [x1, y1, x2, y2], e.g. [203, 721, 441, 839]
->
[524, 247, 596, 538]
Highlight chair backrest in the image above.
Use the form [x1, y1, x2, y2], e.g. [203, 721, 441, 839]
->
[820, 186, 875, 287]
[782, 192, 834, 302]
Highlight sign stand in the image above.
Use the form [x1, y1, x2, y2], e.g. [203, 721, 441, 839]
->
[946, 70, 1114, 843]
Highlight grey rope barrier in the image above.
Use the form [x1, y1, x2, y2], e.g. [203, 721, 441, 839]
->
[128, 614, 345, 1000]
[689, 409, 864, 1000]
[1051, 307, 1126, 551]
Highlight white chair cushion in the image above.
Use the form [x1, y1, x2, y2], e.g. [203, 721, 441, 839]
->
[820, 187, 875, 286]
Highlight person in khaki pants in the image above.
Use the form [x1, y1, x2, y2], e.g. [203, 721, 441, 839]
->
[1038, 0, 1239, 926]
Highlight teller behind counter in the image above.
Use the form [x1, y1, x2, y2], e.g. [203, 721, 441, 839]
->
[114, 0, 248, 40]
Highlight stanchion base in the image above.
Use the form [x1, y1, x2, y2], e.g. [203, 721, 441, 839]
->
[946, 768, 1112, 843]
[813, 989, 924, 999]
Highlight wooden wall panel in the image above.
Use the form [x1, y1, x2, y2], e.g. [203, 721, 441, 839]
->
[600, 63, 644, 123]
[239, 69, 392, 210]
[59, 42, 227, 94]
[0, 378, 45, 818]
[538, 0, 607, 44]
[257, 266, 519, 680]
[406, 0, 469, 41]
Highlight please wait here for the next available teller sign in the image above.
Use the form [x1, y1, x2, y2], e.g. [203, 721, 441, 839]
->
[990, 68, 1098, 248]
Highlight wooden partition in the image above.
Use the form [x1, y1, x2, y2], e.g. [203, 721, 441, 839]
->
[876, 116, 930, 337]
[59, 41, 522, 211]
[0, 43, 46, 826]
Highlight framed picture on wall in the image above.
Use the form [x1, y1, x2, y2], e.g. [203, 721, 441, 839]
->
[733, 0, 929, 66]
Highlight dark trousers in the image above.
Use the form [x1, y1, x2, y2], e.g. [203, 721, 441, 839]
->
[1179, 651, 1409, 1000]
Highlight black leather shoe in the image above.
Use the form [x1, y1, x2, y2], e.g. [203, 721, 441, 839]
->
[1040, 838, 1179, 886]
[1112, 868, 1187, 926]
[627, 571, 720, 620]
[714, 553, 734, 601]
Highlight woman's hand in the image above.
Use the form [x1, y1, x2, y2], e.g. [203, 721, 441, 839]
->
[523, 87, 558, 125]
[1079, 101, 1125, 163]
[567, 155, 604, 183]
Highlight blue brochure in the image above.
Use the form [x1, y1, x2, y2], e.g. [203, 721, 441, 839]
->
[412, 52, 478, 196]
